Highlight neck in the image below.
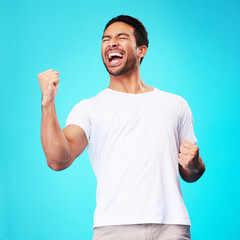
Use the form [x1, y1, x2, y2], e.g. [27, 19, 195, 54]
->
[108, 66, 149, 94]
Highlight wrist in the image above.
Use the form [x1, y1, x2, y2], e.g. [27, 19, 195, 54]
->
[41, 97, 55, 108]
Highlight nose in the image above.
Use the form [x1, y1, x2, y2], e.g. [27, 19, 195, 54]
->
[109, 38, 119, 47]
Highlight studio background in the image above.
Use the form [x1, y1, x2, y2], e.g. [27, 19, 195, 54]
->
[1, 0, 239, 239]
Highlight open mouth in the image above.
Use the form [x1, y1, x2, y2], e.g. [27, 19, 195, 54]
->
[107, 51, 124, 66]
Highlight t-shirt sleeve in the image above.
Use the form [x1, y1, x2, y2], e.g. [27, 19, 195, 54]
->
[178, 98, 198, 146]
[65, 99, 91, 142]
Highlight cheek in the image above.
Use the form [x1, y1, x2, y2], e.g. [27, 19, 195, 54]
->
[126, 44, 137, 57]
[129, 48, 137, 59]
[101, 47, 105, 58]
[101, 43, 106, 52]
[136, 48, 140, 57]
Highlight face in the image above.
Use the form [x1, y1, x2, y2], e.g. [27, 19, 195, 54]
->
[101, 21, 141, 76]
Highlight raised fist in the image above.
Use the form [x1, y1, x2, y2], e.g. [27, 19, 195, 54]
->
[38, 69, 60, 104]
[178, 140, 201, 173]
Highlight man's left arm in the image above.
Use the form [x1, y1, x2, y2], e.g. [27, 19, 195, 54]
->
[178, 140, 205, 183]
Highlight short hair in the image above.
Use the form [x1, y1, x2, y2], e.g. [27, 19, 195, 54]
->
[104, 15, 149, 63]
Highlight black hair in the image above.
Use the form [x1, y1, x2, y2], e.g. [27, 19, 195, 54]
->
[104, 15, 149, 63]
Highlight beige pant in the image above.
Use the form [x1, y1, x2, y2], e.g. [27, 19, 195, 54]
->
[92, 223, 191, 240]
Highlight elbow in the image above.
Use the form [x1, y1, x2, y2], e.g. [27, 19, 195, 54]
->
[48, 163, 64, 171]
[46, 158, 70, 171]
[45, 149, 72, 171]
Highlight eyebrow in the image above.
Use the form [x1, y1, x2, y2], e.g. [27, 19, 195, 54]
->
[102, 33, 130, 40]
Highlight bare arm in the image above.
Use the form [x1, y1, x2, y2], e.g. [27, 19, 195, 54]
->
[41, 100, 71, 170]
[179, 155, 205, 183]
[39, 69, 87, 171]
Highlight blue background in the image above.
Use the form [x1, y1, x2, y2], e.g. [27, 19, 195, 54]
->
[1, 0, 239, 239]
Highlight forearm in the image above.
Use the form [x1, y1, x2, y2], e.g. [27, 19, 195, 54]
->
[41, 100, 71, 171]
[179, 156, 205, 183]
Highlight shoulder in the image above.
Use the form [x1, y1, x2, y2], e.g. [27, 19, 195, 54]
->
[154, 88, 194, 118]
[70, 88, 107, 112]
[154, 88, 187, 105]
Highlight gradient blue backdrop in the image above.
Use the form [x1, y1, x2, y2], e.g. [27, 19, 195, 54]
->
[1, 0, 239, 239]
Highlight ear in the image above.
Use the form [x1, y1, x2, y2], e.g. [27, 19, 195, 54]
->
[138, 45, 148, 59]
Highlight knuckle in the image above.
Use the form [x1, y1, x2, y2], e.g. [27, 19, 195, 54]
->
[185, 160, 190, 166]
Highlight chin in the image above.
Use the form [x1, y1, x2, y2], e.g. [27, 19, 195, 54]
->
[103, 62, 126, 76]
[108, 68, 126, 76]
[105, 63, 134, 77]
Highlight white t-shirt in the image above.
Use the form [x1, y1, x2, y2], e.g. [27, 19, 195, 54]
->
[66, 87, 197, 230]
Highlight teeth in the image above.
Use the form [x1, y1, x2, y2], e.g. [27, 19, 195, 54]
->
[108, 52, 123, 59]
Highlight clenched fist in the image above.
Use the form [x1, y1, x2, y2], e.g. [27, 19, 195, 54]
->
[178, 140, 201, 173]
[38, 69, 60, 105]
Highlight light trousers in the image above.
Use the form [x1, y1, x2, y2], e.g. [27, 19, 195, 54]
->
[92, 223, 191, 240]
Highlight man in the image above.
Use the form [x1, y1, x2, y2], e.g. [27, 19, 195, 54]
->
[38, 15, 205, 240]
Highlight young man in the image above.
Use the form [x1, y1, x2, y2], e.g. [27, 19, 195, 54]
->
[38, 15, 205, 240]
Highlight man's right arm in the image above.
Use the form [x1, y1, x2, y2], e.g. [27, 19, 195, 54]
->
[39, 69, 88, 171]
